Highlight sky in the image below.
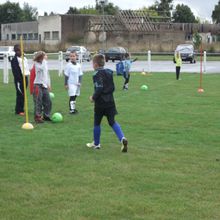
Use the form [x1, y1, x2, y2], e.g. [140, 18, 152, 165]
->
[0, 0, 218, 21]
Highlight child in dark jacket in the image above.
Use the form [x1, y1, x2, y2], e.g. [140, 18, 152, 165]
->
[87, 54, 128, 152]
[11, 44, 29, 115]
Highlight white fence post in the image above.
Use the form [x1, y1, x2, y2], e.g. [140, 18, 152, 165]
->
[79, 47, 83, 65]
[148, 50, 151, 74]
[3, 54, 9, 84]
[58, 51, 63, 76]
[203, 51, 206, 73]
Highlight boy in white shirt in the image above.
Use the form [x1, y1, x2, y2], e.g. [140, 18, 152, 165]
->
[64, 51, 83, 114]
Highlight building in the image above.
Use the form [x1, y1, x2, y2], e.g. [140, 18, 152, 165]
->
[1, 13, 220, 52]
[1, 21, 38, 42]
[38, 15, 61, 45]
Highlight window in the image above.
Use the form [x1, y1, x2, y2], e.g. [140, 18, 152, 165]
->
[17, 34, 21, 40]
[28, 33, 33, 40]
[11, 34, 16, 40]
[34, 33, 38, 40]
[23, 33, 27, 40]
[52, 31, 59, 40]
[44, 32, 50, 40]
[6, 34, 9, 40]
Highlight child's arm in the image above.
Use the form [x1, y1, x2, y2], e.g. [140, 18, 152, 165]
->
[92, 72, 103, 101]
[64, 65, 69, 89]
[11, 57, 23, 82]
[64, 76, 69, 89]
[132, 57, 138, 62]
[77, 75, 82, 86]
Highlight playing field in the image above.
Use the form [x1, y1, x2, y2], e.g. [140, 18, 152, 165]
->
[0, 70, 220, 220]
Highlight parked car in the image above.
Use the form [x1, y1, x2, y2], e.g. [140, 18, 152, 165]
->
[0, 46, 15, 62]
[104, 47, 127, 62]
[65, 46, 91, 62]
[174, 44, 196, 63]
[97, 48, 105, 55]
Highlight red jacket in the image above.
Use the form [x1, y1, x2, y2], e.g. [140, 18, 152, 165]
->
[30, 65, 36, 95]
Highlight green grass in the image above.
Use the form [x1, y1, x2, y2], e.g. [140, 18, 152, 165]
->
[0, 70, 220, 220]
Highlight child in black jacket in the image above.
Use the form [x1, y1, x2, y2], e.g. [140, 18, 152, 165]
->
[11, 45, 29, 115]
[87, 54, 128, 152]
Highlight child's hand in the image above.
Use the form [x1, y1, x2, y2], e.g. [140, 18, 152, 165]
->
[76, 83, 81, 87]
[89, 96, 94, 102]
[65, 85, 68, 90]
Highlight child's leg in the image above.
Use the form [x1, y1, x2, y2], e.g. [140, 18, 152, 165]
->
[69, 96, 77, 113]
[176, 67, 180, 80]
[123, 71, 130, 89]
[106, 108, 125, 142]
[14, 80, 24, 114]
[107, 113, 128, 152]
[34, 85, 44, 123]
[34, 85, 43, 116]
[42, 88, 52, 118]
[125, 73, 130, 89]
[94, 111, 103, 145]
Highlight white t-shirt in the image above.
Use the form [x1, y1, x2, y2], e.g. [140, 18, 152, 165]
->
[34, 60, 51, 88]
[17, 57, 30, 75]
[64, 62, 83, 85]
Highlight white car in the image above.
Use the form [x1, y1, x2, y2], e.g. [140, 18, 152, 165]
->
[0, 46, 15, 62]
[65, 46, 91, 62]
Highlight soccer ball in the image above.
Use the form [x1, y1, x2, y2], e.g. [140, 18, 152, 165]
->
[141, 85, 148, 91]
[52, 112, 63, 123]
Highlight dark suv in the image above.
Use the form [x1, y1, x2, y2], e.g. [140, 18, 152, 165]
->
[104, 47, 127, 62]
[174, 44, 196, 63]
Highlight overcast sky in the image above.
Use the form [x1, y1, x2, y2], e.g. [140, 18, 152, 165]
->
[0, 0, 218, 21]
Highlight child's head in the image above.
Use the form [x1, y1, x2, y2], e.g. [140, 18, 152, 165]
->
[69, 51, 77, 62]
[93, 54, 105, 69]
[34, 51, 45, 63]
[14, 44, 21, 57]
[176, 51, 180, 58]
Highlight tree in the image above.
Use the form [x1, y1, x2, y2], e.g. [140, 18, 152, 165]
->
[66, 2, 119, 15]
[95, 1, 119, 15]
[66, 7, 80, 14]
[0, 2, 23, 23]
[193, 32, 202, 49]
[149, 0, 173, 18]
[22, 3, 38, 21]
[173, 4, 196, 23]
[212, 0, 220, 23]
[79, 6, 98, 15]
[0, 1, 38, 23]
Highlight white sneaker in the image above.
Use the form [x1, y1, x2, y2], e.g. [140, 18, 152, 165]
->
[121, 138, 128, 153]
[86, 142, 101, 149]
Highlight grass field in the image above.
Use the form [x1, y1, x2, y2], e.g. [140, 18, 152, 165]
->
[0, 70, 220, 220]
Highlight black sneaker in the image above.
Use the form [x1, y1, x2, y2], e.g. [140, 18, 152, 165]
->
[69, 109, 78, 114]
[121, 138, 128, 153]
[43, 116, 52, 121]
